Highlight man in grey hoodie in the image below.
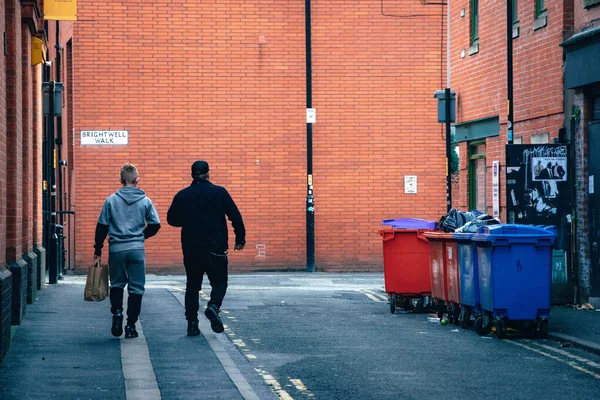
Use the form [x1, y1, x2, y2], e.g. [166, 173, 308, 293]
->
[94, 163, 161, 339]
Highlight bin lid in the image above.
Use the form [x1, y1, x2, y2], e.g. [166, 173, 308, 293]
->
[472, 224, 555, 246]
[381, 218, 437, 230]
[452, 232, 475, 241]
[422, 231, 454, 240]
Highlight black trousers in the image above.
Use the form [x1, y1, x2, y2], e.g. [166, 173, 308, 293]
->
[184, 250, 228, 321]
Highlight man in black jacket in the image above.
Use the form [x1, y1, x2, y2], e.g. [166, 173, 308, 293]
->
[167, 160, 246, 336]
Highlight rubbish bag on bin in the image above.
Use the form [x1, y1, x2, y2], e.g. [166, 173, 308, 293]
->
[455, 214, 501, 233]
[439, 209, 483, 233]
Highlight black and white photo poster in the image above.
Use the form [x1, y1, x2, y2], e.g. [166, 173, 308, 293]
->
[506, 145, 569, 226]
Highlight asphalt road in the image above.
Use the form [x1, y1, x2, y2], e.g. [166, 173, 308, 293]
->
[193, 272, 600, 400]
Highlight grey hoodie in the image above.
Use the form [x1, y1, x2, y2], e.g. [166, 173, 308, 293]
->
[98, 186, 160, 253]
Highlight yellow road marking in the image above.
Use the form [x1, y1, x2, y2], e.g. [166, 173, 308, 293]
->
[289, 378, 314, 397]
[256, 369, 294, 400]
[505, 340, 600, 379]
[358, 290, 384, 302]
[525, 341, 600, 369]
[362, 289, 388, 302]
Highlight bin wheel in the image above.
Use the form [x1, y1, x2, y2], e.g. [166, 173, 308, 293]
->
[436, 302, 445, 320]
[452, 306, 461, 325]
[389, 296, 396, 314]
[402, 298, 413, 311]
[415, 298, 426, 313]
[495, 319, 507, 339]
[537, 320, 549, 339]
[522, 321, 537, 338]
[474, 317, 492, 336]
[461, 309, 471, 329]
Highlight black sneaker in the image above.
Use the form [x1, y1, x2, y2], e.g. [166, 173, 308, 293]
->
[204, 304, 224, 333]
[124, 325, 138, 339]
[187, 321, 200, 336]
[112, 311, 123, 337]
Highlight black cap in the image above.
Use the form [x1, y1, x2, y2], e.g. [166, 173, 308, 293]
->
[191, 160, 210, 176]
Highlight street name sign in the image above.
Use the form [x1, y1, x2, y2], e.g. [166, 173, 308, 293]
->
[81, 130, 128, 145]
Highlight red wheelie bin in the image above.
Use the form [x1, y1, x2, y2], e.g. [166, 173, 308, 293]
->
[423, 232, 461, 324]
[378, 218, 436, 314]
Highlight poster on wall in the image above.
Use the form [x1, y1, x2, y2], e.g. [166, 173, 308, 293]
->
[506, 144, 570, 227]
[506, 144, 572, 304]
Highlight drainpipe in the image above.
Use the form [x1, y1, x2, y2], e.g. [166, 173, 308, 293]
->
[305, 0, 315, 272]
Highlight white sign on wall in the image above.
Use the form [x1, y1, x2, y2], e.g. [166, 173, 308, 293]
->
[404, 175, 417, 194]
[306, 108, 316, 124]
[80, 130, 128, 145]
[492, 160, 500, 218]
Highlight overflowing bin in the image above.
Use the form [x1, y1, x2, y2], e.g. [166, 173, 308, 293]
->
[423, 232, 461, 323]
[472, 224, 555, 338]
[378, 218, 436, 314]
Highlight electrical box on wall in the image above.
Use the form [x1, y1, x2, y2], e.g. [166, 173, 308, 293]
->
[42, 82, 64, 116]
[434, 90, 456, 123]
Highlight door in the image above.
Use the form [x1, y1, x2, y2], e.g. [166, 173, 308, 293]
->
[589, 120, 600, 297]
[469, 142, 486, 213]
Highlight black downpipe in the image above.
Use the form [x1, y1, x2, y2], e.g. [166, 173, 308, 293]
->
[305, 0, 315, 272]
[48, 81, 57, 284]
[507, 0, 514, 144]
[445, 88, 452, 212]
[42, 21, 49, 252]
[55, 21, 65, 278]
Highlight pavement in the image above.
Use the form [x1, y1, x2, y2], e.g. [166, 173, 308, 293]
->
[0, 276, 278, 400]
[548, 305, 600, 355]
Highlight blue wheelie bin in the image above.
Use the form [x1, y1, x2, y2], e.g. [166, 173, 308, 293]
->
[472, 225, 555, 339]
[453, 232, 480, 329]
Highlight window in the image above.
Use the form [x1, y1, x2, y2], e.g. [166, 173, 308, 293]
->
[469, 142, 486, 213]
[593, 94, 600, 121]
[533, 0, 547, 30]
[531, 132, 550, 144]
[584, 0, 600, 9]
[535, 0, 545, 18]
[512, 0, 520, 38]
[471, 0, 479, 45]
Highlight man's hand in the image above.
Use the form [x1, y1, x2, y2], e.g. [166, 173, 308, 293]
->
[94, 255, 101, 264]
[234, 243, 245, 251]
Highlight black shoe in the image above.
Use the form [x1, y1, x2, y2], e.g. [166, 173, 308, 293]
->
[112, 311, 123, 337]
[124, 325, 138, 339]
[204, 304, 224, 333]
[187, 321, 200, 336]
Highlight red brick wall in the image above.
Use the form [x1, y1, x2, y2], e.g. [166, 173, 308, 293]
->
[21, 26, 33, 253]
[450, 0, 569, 217]
[575, 0, 600, 27]
[73, 1, 446, 271]
[0, 0, 7, 269]
[6, 0, 23, 262]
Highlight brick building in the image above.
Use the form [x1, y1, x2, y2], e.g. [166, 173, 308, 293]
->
[72, 1, 449, 272]
[450, 0, 600, 305]
[562, 0, 600, 305]
[0, 0, 73, 361]
[450, 0, 568, 212]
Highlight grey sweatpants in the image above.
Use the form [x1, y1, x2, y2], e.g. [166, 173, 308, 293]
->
[108, 249, 146, 295]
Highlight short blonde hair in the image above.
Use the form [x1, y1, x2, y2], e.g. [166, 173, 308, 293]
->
[120, 163, 139, 184]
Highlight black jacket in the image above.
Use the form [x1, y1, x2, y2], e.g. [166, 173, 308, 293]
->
[167, 179, 245, 253]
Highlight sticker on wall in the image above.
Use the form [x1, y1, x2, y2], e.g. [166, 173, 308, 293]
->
[404, 176, 417, 194]
[590, 175, 595, 194]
